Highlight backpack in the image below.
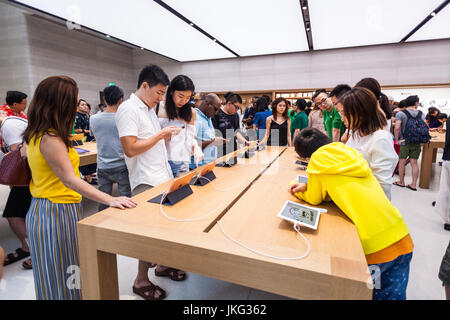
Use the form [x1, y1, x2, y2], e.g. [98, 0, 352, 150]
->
[402, 109, 430, 144]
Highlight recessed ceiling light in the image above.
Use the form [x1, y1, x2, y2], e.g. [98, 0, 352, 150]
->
[140, 47, 144, 50]
[213, 39, 217, 42]
[306, 28, 310, 31]
[106, 34, 111, 38]
[190, 22, 194, 26]
[302, 6, 307, 10]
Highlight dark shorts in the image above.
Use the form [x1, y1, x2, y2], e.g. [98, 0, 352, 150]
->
[3, 186, 32, 218]
[399, 143, 422, 160]
[439, 240, 450, 286]
[370, 252, 413, 300]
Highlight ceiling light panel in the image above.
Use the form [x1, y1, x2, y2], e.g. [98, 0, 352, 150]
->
[407, 5, 450, 42]
[14, 0, 235, 61]
[163, 0, 309, 56]
[309, 0, 444, 50]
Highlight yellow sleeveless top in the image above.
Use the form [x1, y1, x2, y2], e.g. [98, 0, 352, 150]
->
[27, 134, 82, 203]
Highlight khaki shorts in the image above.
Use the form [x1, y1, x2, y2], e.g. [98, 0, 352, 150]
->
[399, 143, 422, 160]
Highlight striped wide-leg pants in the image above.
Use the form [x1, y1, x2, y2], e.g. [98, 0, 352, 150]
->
[25, 197, 82, 300]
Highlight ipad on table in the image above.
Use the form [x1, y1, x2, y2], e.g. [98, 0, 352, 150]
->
[277, 201, 321, 230]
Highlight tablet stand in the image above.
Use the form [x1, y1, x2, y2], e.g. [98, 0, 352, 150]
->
[215, 157, 237, 167]
[71, 140, 84, 146]
[148, 184, 193, 206]
[190, 171, 216, 186]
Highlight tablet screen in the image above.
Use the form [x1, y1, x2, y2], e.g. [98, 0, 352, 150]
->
[278, 201, 320, 229]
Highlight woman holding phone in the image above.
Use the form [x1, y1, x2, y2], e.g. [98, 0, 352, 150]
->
[157, 75, 203, 177]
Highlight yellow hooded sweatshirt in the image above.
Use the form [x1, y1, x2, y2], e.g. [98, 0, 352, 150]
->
[293, 142, 411, 257]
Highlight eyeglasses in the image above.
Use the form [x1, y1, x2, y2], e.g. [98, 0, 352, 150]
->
[315, 97, 329, 106]
[232, 103, 240, 110]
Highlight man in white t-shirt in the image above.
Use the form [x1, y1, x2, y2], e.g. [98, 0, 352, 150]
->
[115, 65, 184, 300]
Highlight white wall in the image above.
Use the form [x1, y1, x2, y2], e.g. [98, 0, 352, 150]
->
[0, 2, 33, 103]
[180, 39, 450, 92]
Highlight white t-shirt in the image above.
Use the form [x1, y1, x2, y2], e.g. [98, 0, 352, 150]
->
[0, 116, 28, 151]
[157, 101, 197, 163]
[346, 129, 398, 200]
[115, 93, 173, 191]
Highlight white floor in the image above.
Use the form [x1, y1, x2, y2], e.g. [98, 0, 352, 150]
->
[0, 152, 448, 300]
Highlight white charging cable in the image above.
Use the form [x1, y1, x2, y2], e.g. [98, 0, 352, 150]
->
[216, 220, 311, 260]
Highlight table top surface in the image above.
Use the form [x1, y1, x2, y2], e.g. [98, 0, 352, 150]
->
[78, 146, 370, 290]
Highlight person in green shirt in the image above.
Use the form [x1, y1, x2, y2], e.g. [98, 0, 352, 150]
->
[291, 99, 309, 140]
[312, 89, 345, 142]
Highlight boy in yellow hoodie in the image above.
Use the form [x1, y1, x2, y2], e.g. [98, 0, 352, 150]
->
[289, 128, 413, 300]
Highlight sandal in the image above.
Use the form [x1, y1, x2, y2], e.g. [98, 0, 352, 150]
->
[406, 185, 417, 191]
[3, 248, 30, 266]
[22, 259, 32, 270]
[155, 267, 187, 281]
[132, 283, 166, 300]
[393, 181, 405, 187]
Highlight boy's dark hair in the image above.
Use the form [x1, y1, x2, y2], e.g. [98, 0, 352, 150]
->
[294, 128, 331, 159]
[405, 95, 419, 107]
[329, 84, 351, 99]
[397, 99, 406, 109]
[103, 85, 124, 106]
[137, 64, 170, 89]
[295, 98, 307, 111]
[306, 101, 312, 108]
[6, 91, 27, 105]
[226, 93, 242, 104]
[311, 89, 327, 102]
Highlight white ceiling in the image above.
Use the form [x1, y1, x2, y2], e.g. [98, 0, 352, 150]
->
[13, 0, 450, 62]
[408, 3, 450, 42]
[309, 0, 444, 50]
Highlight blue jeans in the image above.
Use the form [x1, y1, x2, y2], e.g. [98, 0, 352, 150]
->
[168, 160, 189, 177]
[370, 252, 413, 300]
[97, 165, 132, 211]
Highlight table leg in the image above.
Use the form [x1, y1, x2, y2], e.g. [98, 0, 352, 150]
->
[432, 148, 438, 163]
[419, 144, 433, 189]
[77, 224, 119, 300]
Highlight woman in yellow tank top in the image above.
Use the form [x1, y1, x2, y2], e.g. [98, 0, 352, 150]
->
[23, 76, 136, 300]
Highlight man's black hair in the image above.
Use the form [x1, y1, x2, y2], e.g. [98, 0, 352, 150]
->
[405, 95, 419, 107]
[103, 85, 124, 106]
[330, 84, 352, 99]
[294, 128, 331, 159]
[137, 64, 169, 89]
[5, 91, 27, 105]
[295, 99, 307, 111]
[397, 99, 406, 109]
[311, 89, 327, 102]
[226, 93, 242, 104]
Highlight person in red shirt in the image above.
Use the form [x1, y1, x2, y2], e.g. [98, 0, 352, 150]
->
[0, 91, 28, 120]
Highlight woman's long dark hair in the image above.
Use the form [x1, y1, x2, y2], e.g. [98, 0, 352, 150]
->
[271, 98, 288, 120]
[23, 76, 78, 149]
[255, 96, 270, 113]
[355, 77, 392, 119]
[339, 87, 387, 138]
[165, 75, 195, 122]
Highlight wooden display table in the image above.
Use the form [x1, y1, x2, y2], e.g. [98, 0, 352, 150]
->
[77, 147, 372, 300]
[75, 142, 98, 166]
[419, 132, 446, 189]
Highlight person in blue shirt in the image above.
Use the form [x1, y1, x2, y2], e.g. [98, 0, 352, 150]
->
[253, 96, 272, 142]
[190, 93, 227, 169]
